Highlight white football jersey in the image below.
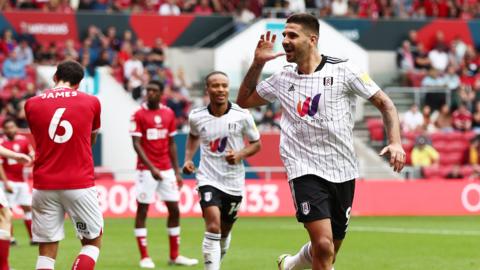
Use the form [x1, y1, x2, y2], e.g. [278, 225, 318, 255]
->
[188, 102, 260, 196]
[256, 55, 380, 183]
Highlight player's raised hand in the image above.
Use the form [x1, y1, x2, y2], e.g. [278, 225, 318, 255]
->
[379, 143, 406, 173]
[254, 31, 286, 65]
[150, 167, 163, 181]
[14, 153, 32, 165]
[182, 160, 196, 175]
[225, 149, 242, 165]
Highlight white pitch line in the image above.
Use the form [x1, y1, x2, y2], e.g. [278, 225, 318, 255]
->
[349, 226, 480, 236]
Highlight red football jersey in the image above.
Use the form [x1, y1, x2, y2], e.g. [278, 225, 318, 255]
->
[130, 103, 177, 170]
[25, 87, 101, 190]
[0, 135, 31, 182]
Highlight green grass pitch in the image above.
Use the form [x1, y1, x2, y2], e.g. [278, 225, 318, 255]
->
[9, 216, 480, 269]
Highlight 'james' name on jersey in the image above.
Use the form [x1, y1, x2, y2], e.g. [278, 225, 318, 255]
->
[25, 87, 101, 190]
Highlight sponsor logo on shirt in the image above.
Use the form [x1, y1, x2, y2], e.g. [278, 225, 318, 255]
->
[296, 94, 321, 117]
[209, 137, 228, 153]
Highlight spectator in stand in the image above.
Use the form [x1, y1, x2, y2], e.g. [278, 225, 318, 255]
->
[43, 0, 73, 12]
[462, 46, 479, 76]
[105, 26, 121, 52]
[62, 39, 79, 61]
[159, 0, 181, 15]
[428, 39, 450, 72]
[17, 0, 37, 9]
[451, 36, 467, 65]
[422, 104, 435, 132]
[445, 165, 464, 179]
[397, 40, 415, 72]
[414, 43, 431, 70]
[452, 102, 473, 131]
[93, 49, 112, 70]
[118, 42, 132, 66]
[0, 29, 16, 54]
[433, 104, 454, 132]
[402, 103, 424, 132]
[193, 0, 213, 14]
[22, 82, 37, 100]
[2, 51, 27, 79]
[407, 30, 419, 53]
[234, 0, 256, 29]
[122, 29, 134, 47]
[6, 86, 22, 119]
[444, 65, 461, 91]
[331, 0, 349, 16]
[421, 68, 447, 87]
[13, 39, 33, 65]
[124, 50, 145, 100]
[79, 38, 99, 66]
[467, 135, 480, 165]
[259, 107, 281, 131]
[134, 39, 150, 57]
[151, 38, 166, 66]
[457, 67, 476, 108]
[411, 135, 440, 167]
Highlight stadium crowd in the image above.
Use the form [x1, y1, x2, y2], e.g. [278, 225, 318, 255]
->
[0, 0, 478, 19]
[389, 29, 480, 179]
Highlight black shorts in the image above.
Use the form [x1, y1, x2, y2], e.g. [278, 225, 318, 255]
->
[289, 175, 355, 240]
[198, 185, 243, 224]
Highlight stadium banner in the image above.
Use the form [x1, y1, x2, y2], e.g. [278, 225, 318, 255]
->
[11, 179, 480, 218]
[0, 11, 233, 47]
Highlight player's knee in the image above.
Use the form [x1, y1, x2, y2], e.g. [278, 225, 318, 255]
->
[0, 207, 12, 224]
[206, 223, 221, 234]
[81, 236, 102, 249]
[167, 205, 180, 219]
[311, 237, 334, 260]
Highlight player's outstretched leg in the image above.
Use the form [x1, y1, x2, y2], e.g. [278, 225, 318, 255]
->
[0, 206, 12, 270]
[134, 203, 155, 269]
[202, 206, 222, 270]
[165, 201, 198, 266]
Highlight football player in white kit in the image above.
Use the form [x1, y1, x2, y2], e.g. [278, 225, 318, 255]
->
[237, 13, 405, 270]
[183, 71, 261, 270]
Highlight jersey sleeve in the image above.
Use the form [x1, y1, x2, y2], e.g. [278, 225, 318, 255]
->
[92, 97, 101, 132]
[130, 110, 142, 137]
[168, 110, 177, 137]
[345, 62, 380, 99]
[243, 111, 261, 142]
[188, 112, 200, 137]
[256, 72, 280, 103]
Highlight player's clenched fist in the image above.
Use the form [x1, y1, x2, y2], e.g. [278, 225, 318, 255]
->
[182, 160, 195, 175]
[225, 149, 242, 165]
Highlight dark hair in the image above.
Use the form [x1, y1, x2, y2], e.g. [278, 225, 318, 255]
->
[2, 118, 16, 128]
[286, 13, 319, 36]
[146, 80, 164, 92]
[204, 71, 228, 86]
[54, 60, 84, 86]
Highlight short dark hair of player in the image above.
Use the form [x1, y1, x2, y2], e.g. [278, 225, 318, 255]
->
[286, 13, 319, 36]
[2, 117, 16, 128]
[146, 80, 164, 92]
[54, 60, 85, 86]
[204, 71, 228, 87]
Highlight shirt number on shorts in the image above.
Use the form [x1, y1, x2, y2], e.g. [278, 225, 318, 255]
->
[228, 202, 241, 216]
[49, 108, 73, 143]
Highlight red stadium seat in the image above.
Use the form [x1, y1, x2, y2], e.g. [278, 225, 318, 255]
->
[422, 166, 442, 178]
[439, 152, 464, 165]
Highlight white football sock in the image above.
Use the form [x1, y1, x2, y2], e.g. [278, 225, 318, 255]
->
[202, 232, 221, 270]
[220, 233, 231, 260]
[36, 256, 55, 270]
[284, 242, 312, 270]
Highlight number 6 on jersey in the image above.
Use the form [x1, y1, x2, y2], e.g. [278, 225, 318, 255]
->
[49, 108, 73, 143]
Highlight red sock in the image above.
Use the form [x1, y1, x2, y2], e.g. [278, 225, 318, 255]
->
[24, 219, 33, 240]
[0, 239, 10, 270]
[71, 255, 95, 270]
[71, 245, 98, 270]
[169, 234, 179, 260]
[134, 228, 149, 259]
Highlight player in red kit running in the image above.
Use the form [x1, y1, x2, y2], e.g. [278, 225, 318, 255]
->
[0, 118, 35, 245]
[25, 61, 103, 270]
[130, 80, 198, 268]
[0, 146, 31, 270]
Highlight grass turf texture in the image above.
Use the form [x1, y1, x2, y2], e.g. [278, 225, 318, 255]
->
[9, 216, 480, 269]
